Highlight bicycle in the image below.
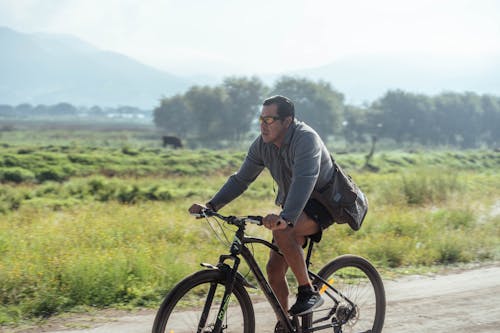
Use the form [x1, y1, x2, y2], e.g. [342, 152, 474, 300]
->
[152, 209, 386, 333]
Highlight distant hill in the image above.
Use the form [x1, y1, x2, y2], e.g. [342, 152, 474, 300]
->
[0, 26, 191, 109]
[2, 26, 499, 109]
[289, 54, 500, 104]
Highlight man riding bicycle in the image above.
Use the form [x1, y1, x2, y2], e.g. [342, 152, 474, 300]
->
[189, 95, 337, 325]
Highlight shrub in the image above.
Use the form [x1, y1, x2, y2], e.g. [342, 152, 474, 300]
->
[67, 154, 96, 165]
[435, 232, 473, 264]
[87, 177, 118, 201]
[401, 168, 463, 205]
[431, 208, 475, 230]
[17, 148, 35, 154]
[121, 146, 139, 156]
[144, 185, 173, 201]
[1, 154, 21, 167]
[117, 185, 141, 203]
[0, 187, 23, 213]
[359, 235, 412, 268]
[35, 166, 74, 183]
[0, 167, 35, 183]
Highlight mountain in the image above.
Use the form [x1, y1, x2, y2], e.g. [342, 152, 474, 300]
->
[0, 26, 191, 109]
[2, 26, 499, 109]
[289, 54, 500, 104]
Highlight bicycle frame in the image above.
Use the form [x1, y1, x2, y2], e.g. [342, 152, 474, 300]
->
[205, 223, 296, 332]
[205, 220, 354, 333]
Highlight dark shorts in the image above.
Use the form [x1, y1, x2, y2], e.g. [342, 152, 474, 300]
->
[273, 198, 334, 246]
[303, 198, 334, 243]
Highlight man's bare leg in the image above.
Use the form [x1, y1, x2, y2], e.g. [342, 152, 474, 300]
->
[273, 212, 320, 288]
[267, 249, 289, 311]
[266, 212, 321, 313]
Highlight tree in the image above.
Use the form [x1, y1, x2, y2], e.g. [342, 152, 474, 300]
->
[153, 94, 192, 139]
[152, 75, 500, 149]
[51, 102, 78, 116]
[89, 105, 104, 116]
[480, 95, 500, 146]
[184, 85, 228, 143]
[15, 103, 33, 116]
[222, 76, 265, 141]
[434, 92, 482, 148]
[33, 104, 49, 116]
[0, 104, 14, 117]
[372, 90, 437, 146]
[154, 77, 265, 146]
[342, 105, 374, 143]
[271, 76, 344, 140]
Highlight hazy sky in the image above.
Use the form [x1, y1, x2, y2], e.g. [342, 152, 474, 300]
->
[1, 0, 499, 76]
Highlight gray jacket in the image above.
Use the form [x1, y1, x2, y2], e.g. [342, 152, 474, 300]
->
[209, 120, 334, 224]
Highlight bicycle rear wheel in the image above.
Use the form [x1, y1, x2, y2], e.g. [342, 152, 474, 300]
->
[307, 255, 385, 333]
[152, 269, 255, 333]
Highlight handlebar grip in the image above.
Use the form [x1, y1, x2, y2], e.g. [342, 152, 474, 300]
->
[190, 208, 216, 219]
[246, 215, 263, 225]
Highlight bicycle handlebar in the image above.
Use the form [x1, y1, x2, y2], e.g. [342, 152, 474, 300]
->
[191, 208, 263, 226]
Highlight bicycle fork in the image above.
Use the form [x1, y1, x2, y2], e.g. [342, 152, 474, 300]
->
[201, 227, 251, 333]
[208, 255, 241, 333]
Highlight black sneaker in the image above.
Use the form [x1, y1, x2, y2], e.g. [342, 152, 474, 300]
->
[289, 286, 324, 316]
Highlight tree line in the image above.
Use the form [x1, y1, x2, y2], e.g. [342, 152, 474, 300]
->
[0, 103, 150, 119]
[154, 76, 345, 146]
[154, 76, 500, 149]
[1, 76, 498, 149]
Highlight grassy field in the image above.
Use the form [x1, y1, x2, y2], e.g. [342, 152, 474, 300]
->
[1, 140, 499, 325]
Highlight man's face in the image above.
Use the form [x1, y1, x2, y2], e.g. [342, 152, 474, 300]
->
[259, 104, 291, 147]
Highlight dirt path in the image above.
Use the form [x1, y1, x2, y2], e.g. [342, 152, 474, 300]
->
[3, 263, 499, 333]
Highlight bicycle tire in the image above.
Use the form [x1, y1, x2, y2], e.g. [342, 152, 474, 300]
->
[152, 269, 255, 333]
[305, 255, 386, 333]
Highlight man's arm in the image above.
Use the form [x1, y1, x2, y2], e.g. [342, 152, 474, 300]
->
[208, 138, 265, 211]
[280, 132, 322, 224]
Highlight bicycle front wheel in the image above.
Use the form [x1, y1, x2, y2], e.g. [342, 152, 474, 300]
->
[309, 255, 386, 333]
[152, 269, 255, 333]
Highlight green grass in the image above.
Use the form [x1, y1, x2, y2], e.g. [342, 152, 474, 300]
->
[0, 144, 499, 325]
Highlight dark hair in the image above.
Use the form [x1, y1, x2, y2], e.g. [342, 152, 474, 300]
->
[263, 95, 295, 120]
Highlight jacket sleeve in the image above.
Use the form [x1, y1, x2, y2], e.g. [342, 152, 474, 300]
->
[208, 138, 265, 211]
[280, 132, 322, 224]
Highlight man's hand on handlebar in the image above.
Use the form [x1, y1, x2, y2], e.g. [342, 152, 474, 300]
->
[263, 214, 288, 231]
[189, 204, 282, 229]
[188, 203, 206, 215]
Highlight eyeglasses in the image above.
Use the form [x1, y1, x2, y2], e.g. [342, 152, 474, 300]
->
[259, 115, 281, 125]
